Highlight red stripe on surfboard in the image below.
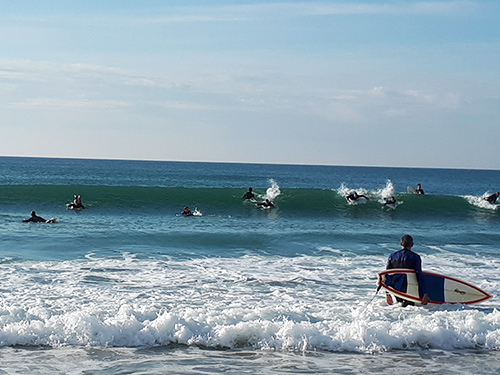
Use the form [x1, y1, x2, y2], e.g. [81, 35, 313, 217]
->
[377, 269, 491, 305]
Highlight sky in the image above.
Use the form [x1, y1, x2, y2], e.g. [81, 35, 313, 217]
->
[1, 0, 499, 169]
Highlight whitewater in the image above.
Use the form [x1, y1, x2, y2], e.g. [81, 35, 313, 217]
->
[0, 157, 499, 374]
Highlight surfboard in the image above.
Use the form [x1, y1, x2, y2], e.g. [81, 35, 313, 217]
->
[377, 268, 491, 305]
[347, 196, 367, 205]
[407, 186, 416, 194]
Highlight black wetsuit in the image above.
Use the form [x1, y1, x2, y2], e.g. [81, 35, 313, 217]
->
[23, 215, 47, 223]
[386, 248, 426, 306]
[243, 192, 255, 200]
[486, 194, 499, 204]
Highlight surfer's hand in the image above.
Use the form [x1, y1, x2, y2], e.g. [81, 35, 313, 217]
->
[421, 293, 430, 305]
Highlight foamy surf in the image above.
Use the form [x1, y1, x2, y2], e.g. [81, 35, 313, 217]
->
[0, 253, 498, 352]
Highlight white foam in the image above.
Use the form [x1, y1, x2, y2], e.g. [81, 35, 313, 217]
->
[264, 179, 281, 201]
[0, 253, 499, 352]
[464, 194, 498, 210]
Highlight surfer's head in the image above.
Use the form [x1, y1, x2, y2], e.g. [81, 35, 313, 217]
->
[400, 235, 414, 249]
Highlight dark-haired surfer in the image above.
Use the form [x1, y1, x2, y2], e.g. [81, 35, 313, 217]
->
[484, 192, 499, 204]
[181, 206, 193, 216]
[415, 184, 425, 195]
[347, 191, 369, 203]
[386, 235, 429, 306]
[384, 197, 396, 206]
[242, 187, 255, 200]
[23, 211, 57, 223]
[68, 194, 85, 209]
[257, 199, 274, 208]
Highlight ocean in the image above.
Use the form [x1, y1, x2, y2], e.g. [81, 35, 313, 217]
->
[0, 156, 499, 374]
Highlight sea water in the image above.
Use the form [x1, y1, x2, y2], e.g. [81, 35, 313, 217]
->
[0, 156, 500, 374]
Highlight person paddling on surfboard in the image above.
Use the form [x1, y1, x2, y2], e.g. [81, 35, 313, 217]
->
[347, 191, 369, 203]
[181, 206, 194, 216]
[22, 211, 57, 223]
[256, 199, 274, 208]
[383, 196, 396, 206]
[386, 235, 429, 306]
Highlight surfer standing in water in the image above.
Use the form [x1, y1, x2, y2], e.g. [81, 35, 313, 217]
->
[415, 184, 425, 195]
[386, 235, 429, 306]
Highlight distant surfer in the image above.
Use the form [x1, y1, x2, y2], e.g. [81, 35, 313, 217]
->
[383, 197, 396, 206]
[257, 199, 274, 208]
[23, 211, 57, 223]
[346, 191, 369, 203]
[415, 184, 425, 195]
[242, 187, 255, 200]
[68, 194, 85, 209]
[386, 235, 429, 306]
[484, 191, 499, 204]
[181, 206, 193, 216]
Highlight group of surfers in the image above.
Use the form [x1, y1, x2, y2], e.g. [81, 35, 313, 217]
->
[23, 187, 500, 222]
[181, 187, 274, 217]
[348, 183, 499, 207]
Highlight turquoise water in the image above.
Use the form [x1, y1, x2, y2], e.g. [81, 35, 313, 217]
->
[0, 157, 499, 374]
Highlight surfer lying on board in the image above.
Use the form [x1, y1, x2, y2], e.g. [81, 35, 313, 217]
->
[181, 206, 193, 216]
[415, 184, 425, 195]
[484, 192, 499, 204]
[68, 194, 85, 209]
[386, 235, 429, 306]
[256, 199, 274, 208]
[346, 191, 369, 203]
[22, 211, 57, 223]
[242, 187, 255, 200]
[383, 197, 396, 206]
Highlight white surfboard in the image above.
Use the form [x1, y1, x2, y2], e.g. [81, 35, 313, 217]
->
[407, 186, 416, 194]
[347, 196, 367, 205]
[377, 268, 491, 306]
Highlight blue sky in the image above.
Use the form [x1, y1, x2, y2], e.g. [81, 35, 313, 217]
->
[1, 0, 499, 168]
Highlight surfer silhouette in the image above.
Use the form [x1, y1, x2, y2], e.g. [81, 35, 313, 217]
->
[484, 191, 499, 204]
[242, 187, 255, 200]
[415, 184, 425, 195]
[23, 211, 57, 223]
[68, 194, 85, 209]
[384, 197, 396, 206]
[181, 206, 193, 216]
[256, 199, 274, 208]
[347, 191, 369, 203]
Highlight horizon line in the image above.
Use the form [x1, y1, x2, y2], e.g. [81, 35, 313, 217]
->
[1, 154, 498, 172]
